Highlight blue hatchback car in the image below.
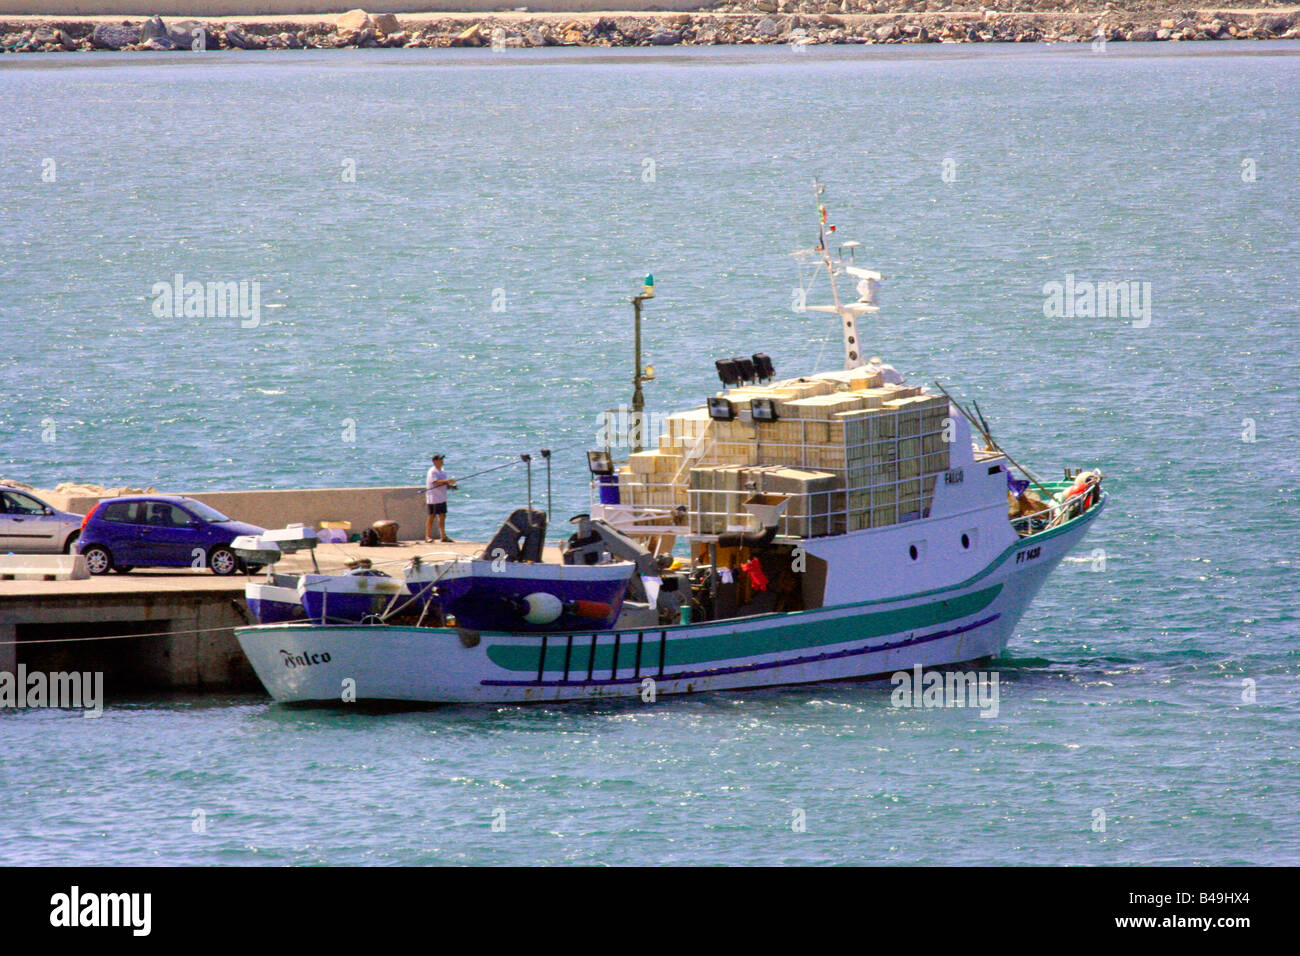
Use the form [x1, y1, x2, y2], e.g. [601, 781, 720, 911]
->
[77, 496, 265, 576]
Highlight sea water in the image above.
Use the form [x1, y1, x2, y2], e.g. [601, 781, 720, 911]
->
[1, 43, 1297, 865]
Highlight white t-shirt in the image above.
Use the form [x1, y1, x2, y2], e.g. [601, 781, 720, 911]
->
[426, 467, 449, 505]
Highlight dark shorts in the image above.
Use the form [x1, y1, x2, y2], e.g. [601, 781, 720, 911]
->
[427, 502, 447, 516]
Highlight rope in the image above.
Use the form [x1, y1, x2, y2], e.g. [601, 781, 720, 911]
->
[0, 623, 243, 647]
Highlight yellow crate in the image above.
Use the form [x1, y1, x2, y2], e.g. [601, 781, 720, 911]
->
[869, 413, 897, 441]
[871, 485, 897, 507]
[804, 421, 830, 444]
[871, 462, 898, 484]
[898, 497, 925, 521]
[848, 370, 885, 391]
[871, 440, 899, 463]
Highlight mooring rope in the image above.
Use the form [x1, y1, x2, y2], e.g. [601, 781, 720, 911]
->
[0, 623, 245, 646]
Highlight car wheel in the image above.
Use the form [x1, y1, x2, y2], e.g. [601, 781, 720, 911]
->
[62, 531, 80, 554]
[82, 544, 113, 575]
[209, 546, 239, 576]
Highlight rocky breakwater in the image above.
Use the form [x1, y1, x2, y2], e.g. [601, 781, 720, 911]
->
[2, 6, 1298, 53]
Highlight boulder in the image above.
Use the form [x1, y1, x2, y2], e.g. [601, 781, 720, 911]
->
[372, 13, 399, 34]
[142, 37, 176, 50]
[452, 23, 483, 46]
[757, 16, 779, 36]
[383, 30, 408, 46]
[169, 19, 215, 50]
[140, 15, 167, 43]
[649, 30, 682, 44]
[225, 24, 265, 49]
[1129, 28, 1155, 42]
[336, 9, 373, 33]
[91, 23, 141, 50]
[875, 23, 897, 40]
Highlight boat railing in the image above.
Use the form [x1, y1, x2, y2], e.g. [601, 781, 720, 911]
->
[1010, 480, 1102, 538]
[592, 469, 1102, 542]
[593, 479, 935, 539]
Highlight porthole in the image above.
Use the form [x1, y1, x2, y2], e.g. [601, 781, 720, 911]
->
[908, 544, 919, 561]
[961, 533, 971, 550]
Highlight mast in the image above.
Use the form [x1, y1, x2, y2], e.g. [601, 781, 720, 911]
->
[629, 274, 655, 453]
[805, 179, 881, 372]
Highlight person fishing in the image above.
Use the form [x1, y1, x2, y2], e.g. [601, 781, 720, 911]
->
[424, 453, 458, 543]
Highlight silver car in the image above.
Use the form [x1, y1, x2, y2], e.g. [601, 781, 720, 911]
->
[0, 486, 85, 554]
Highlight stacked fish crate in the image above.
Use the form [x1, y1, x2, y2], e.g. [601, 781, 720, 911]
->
[687, 465, 840, 537]
[614, 371, 953, 538]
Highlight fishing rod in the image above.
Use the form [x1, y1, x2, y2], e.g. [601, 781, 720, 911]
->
[442, 437, 592, 487]
[932, 381, 1054, 501]
[448, 457, 527, 484]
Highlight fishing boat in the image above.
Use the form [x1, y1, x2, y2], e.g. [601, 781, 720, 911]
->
[235, 186, 1106, 705]
[235, 526, 319, 625]
[298, 566, 408, 624]
[404, 508, 637, 632]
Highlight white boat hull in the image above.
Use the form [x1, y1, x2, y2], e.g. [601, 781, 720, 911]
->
[236, 500, 1103, 705]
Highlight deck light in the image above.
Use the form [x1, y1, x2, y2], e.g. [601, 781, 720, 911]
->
[715, 358, 743, 387]
[707, 396, 736, 421]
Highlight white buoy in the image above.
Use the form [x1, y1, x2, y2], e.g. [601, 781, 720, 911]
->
[521, 592, 564, 625]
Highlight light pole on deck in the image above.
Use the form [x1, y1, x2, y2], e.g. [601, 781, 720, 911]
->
[630, 274, 656, 453]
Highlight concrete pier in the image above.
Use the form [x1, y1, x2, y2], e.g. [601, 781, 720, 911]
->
[39, 484, 431, 544]
[0, 539, 530, 694]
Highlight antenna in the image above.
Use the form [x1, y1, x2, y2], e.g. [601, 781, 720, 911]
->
[807, 178, 869, 371]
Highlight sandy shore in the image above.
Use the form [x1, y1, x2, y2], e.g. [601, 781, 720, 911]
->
[3, 5, 1298, 51]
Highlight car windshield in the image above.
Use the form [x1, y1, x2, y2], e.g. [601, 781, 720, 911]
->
[181, 500, 231, 523]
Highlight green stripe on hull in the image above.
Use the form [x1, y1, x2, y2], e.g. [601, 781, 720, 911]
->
[486, 583, 1003, 674]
